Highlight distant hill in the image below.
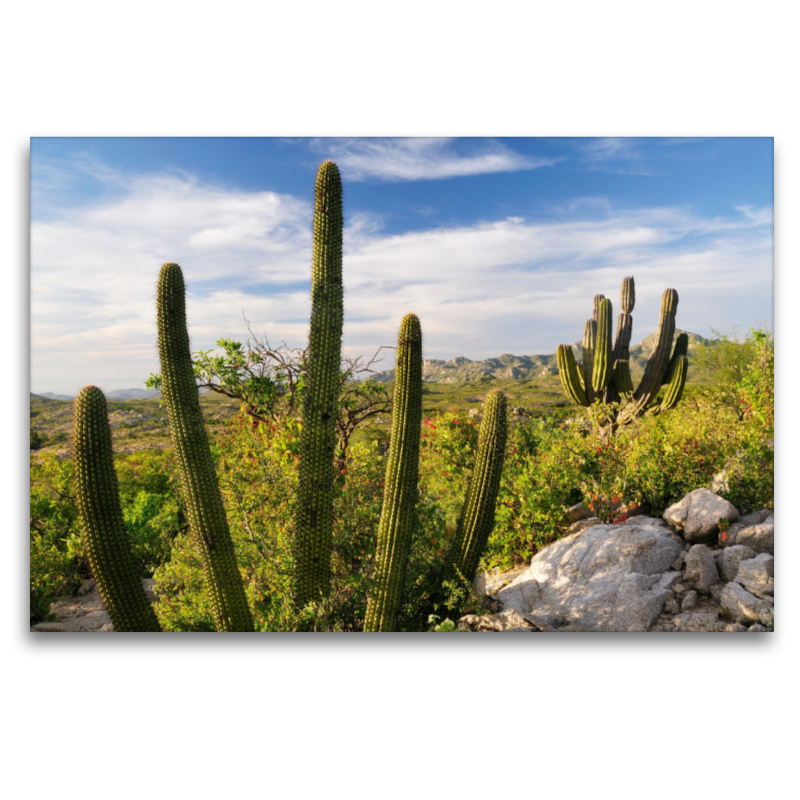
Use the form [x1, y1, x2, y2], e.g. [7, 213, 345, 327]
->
[369, 330, 715, 384]
[31, 388, 163, 401]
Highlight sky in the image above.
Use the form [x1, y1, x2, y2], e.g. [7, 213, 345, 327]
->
[30, 136, 773, 395]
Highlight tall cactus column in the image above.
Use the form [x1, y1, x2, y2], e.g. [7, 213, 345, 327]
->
[445, 388, 508, 586]
[294, 161, 344, 607]
[72, 386, 162, 632]
[364, 314, 423, 632]
[157, 263, 253, 632]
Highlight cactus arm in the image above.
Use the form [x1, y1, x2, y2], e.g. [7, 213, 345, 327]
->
[157, 263, 253, 632]
[661, 354, 688, 411]
[294, 161, 344, 607]
[364, 315, 423, 632]
[613, 359, 634, 399]
[620, 276, 635, 314]
[557, 345, 589, 406]
[633, 288, 678, 411]
[72, 386, 162, 632]
[445, 389, 508, 586]
[581, 319, 597, 404]
[592, 298, 613, 392]
[662, 332, 689, 385]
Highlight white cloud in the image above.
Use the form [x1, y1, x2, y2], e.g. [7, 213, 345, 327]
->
[579, 137, 660, 175]
[30, 166, 773, 395]
[310, 137, 560, 181]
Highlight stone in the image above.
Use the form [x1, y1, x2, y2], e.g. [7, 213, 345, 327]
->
[663, 488, 739, 544]
[76, 579, 96, 596]
[495, 517, 682, 631]
[565, 516, 602, 536]
[683, 544, 719, 594]
[567, 501, 591, 523]
[748, 624, 768, 632]
[719, 545, 757, 582]
[724, 623, 749, 632]
[719, 582, 773, 626]
[672, 611, 725, 632]
[735, 554, 774, 599]
[664, 597, 680, 615]
[722, 515, 774, 554]
[458, 608, 533, 632]
[681, 590, 699, 611]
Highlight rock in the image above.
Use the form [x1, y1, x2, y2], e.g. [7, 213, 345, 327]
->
[724, 623, 749, 632]
[474, 564, 529, 597]
[495, 517, 682, 631]
[734, 554, 774, 599]
[663, 488, 739, 544]
[565, 516, 602, 536]
[681, 590, 699, 611]
[458, 608, 533, 632]
[748, 624, 768, 632]
[709, 583, 724, 601]
[719, 582, 773, 626]
[673, 611, 725, 632]
[721, 515, 774, 554]
[683, 544, 719, 594]
[719, 545, 757, 582]
[567, 501, 591, 523]
[664, 597, 680, 614]
[76, 579, 96, 596]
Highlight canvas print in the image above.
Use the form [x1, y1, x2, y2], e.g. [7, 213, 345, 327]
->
[29, 137, 774, 632]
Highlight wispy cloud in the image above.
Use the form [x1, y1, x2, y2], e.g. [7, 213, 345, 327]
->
[579, 137, 661, 176]
[30, 162, 773, 395]
[310, 137, 560, 181]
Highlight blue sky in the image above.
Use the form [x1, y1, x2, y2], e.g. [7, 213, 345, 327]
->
[30, 137, 773, 395]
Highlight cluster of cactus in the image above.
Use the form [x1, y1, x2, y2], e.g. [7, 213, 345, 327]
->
[557, 276, 689, 422]
[70, 160, 508, 632]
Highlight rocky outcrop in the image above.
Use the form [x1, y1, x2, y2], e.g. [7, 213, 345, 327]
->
[467, 489, 774, 633]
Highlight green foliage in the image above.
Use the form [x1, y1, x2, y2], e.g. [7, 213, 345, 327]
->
[30, 428, 47, 450]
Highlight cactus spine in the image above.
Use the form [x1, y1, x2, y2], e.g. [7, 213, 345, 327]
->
[445, 388, 508, 586]
[364, 314, 423, 632]
[556, 277, 688, 421]
[72, 386, 162, 632]
[294, 161, 344, 607]
[157, 263, 253, 632]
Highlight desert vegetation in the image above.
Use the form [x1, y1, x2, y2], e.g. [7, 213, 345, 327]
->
[29, 161, 773, 632]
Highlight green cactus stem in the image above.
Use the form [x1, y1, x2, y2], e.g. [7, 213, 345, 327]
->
[582, 319, 597, 404]
[445, 388, 508, 586]
[557, 344, 588, 406]
[364, 314, 423, 632]
[620, 276, 635, 314]
[157, 262, 253, 632]
[632, 288, 678, 411]
[661, 354, 688, 411]
[663, 332, 689, 385]
[294, 161, 344, 607]
[72, 386, 162, 632]
[592, 297, 613, 392]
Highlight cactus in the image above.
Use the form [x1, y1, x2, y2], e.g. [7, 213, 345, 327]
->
[72, 386, 162, 632]
[294, 161, 345, 607]
[157, 263, 253, 632]
[592, 297, 613, 392]
[444, 388, 508, 586]
[556, 277, 688, 422]
[364, 314, 423, 632]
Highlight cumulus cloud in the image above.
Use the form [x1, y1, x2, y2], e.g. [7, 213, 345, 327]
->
[30, 164, 773, 395]
[310, 137, 560, 181]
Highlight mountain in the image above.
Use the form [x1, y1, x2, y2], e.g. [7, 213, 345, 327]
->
[31, 392, 74, 401]
[368, 330, 714, 384]
[31, 388, 163, 401]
